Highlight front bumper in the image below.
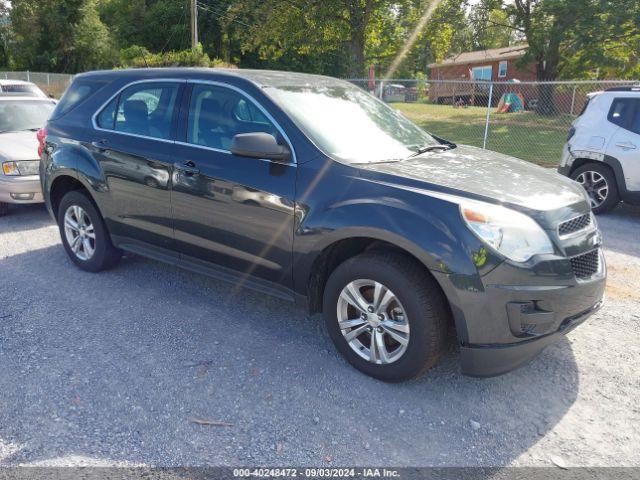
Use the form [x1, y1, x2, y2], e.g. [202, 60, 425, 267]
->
[460, 300, 602, 376]
[557, 164, 571, 177]
[0, 174, 44, 204]
[434, 245, 606, 377]
[557, 143, 573, 177]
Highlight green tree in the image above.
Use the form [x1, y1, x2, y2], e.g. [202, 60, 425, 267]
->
[10, 0, 115, 72]
[0, 1, 12, 68]
[225, 0, 407, 77]
[99, 0, 190, 53]
[559, 0, 640, 80]
[469, 4, 517, 50]
[418, 0, 472, 71]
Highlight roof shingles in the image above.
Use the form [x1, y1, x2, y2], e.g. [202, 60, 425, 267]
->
[428, 45, 528, 68]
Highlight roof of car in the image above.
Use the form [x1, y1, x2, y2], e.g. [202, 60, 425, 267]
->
[605, 85, 640, 92]
[75, 67, 351, 88]
[0, 94, 54, 102]
[0, 79, 35, 86]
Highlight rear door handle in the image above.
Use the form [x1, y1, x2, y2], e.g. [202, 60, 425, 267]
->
[615, 141, 636, 150]
[173, 161, 200, 175]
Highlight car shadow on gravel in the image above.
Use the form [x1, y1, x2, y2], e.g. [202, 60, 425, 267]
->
[0, 244, 580, 467]
[0, 204, 54, 233]
[598, 203, 640, 257]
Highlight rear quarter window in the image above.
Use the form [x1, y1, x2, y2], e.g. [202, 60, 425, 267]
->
[50, 79, 106, 119]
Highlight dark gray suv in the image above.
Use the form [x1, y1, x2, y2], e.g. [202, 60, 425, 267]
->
[40, 68, 606, 381]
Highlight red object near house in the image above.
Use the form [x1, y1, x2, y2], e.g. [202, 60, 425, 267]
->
[368, 66, 376, 91]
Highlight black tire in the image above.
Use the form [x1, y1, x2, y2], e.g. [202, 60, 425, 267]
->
[570, 163, 620, 214]
[0, 202, 8, 217]
[57, 190, 122, 272]
[323, 251, 448, 382]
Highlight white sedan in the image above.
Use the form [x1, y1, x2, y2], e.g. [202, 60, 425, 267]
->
[0, 95, 56, 216]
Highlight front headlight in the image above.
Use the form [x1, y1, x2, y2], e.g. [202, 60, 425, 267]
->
[460, 201, 554, 263]
[2, 161, 20, 176]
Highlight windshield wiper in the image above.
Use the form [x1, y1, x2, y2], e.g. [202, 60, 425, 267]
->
[408, 144, 453, 158]
[351, 158, 403, 165]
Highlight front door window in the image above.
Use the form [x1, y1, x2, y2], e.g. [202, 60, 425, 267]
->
[187, 84, 278, 151]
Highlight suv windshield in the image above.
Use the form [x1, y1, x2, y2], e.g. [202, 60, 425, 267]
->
[0, 100, 55, 133]
[265, 82, 439, 163]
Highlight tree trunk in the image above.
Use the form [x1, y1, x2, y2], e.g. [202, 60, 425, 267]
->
[345, 0, 375, 78]
[347, 32, 366, 77]
[535, 58, 559, 116]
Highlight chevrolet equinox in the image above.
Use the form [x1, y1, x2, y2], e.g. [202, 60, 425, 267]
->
[40, 69, 606, 381]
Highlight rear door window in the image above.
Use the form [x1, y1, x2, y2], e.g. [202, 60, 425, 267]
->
[608, 98, 640, 133]
[114, 83, 179, 140]
[95, 82, 180, 140]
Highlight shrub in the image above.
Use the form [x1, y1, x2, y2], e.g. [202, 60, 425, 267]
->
[118, 44, 234, 69]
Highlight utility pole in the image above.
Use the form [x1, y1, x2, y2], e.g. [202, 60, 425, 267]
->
[190, 0, 198, 51]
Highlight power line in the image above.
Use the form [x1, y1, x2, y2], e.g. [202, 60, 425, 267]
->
[159, 4, 187, 55]
[197, 1, 252, 29]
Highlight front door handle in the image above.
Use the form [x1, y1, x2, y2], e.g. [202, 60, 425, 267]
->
[173, 161, 200, 175]
[91, 139, 108, 150]
[615, 141, 637, 150]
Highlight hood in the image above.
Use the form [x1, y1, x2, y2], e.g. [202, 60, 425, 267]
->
[0, 130, 40, 162]
[358, 144, 586, 212]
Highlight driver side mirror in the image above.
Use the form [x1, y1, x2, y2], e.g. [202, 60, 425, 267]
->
[230, 132, 292, 163]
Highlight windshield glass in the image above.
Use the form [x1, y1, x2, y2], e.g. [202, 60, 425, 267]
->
[265, 83, 439, 163]
[0, 100, 55, 133]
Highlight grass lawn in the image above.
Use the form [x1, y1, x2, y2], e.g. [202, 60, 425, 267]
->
[393, 103, 575, 167]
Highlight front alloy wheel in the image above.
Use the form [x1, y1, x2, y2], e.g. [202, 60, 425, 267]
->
[337, 280, 409, 364]
[323, 252, 448, 382]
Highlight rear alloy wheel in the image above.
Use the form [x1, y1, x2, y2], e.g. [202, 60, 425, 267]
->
[571, 163, 619, 214]
[57, 190, 122, 272]
[63, 205, 96, 261]
[323, 252, 448, 382]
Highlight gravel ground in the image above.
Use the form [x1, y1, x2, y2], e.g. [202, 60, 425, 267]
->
[0, 203, 638, 468]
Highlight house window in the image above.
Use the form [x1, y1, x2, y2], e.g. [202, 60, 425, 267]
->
[472, 65, 492, 81]
[498, 61, 508, 78]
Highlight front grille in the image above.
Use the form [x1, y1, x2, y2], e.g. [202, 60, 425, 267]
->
[558, 213, 591, 236]
[570, 249, 600, 279]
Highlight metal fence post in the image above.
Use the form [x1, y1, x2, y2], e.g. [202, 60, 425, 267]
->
[26, 70, 30, 82]
[482, 82, 494, 150]
[570, 85, 577, 115]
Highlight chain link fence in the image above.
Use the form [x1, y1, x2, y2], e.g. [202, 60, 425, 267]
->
[0, 70, 74, 99]
[346, 78, 639, 166]
[2, 70, 638, 167]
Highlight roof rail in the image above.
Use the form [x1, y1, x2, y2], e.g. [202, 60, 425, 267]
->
[605, 85, 640, 92]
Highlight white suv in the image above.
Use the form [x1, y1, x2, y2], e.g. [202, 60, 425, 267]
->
[559, 86, 640, 213]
